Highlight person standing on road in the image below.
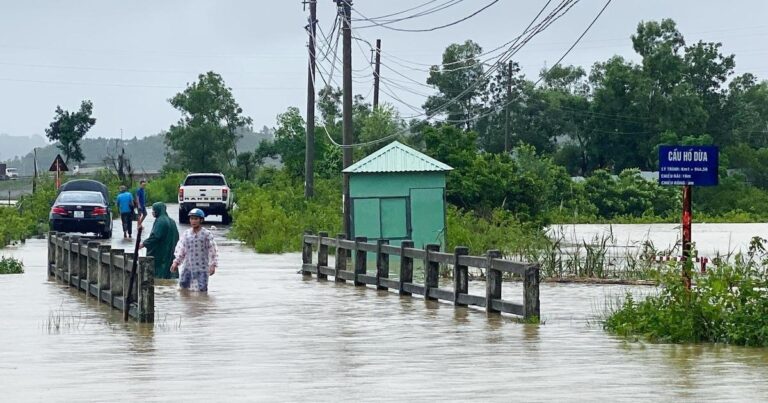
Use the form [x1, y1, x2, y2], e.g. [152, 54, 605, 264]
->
[139, 202, 180, 279]
[116, 185, 135, 239]
[136, 180, 148, 227]
[171, 208, 218, 292]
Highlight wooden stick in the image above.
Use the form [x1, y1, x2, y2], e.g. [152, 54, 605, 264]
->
[124, 225, 143, 321]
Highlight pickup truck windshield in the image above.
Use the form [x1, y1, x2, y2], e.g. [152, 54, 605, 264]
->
[184, 176, 225, 186]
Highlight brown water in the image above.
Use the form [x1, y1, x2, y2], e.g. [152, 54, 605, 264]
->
[2, 206, 768, 401]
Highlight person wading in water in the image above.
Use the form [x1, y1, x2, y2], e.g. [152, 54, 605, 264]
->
[170, 208, 218, 292]
[139, 202, 180, 279]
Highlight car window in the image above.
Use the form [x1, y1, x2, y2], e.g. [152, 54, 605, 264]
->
[184, 176, 225, 186]
[57, 191, 104, 204]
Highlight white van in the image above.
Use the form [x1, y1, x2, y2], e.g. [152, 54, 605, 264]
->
[5, 168, 18, 180]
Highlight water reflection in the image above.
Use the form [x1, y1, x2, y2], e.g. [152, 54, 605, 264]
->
[3, 212, 768, 400]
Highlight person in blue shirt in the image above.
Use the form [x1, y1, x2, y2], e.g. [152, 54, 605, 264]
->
[115, 185, 135, 239]
[136, 180, 148, 226]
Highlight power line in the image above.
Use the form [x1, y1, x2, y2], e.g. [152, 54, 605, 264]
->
[353, 0, 465, 27]
[444, 0, 613, 125]
[351, 0, 498, 33]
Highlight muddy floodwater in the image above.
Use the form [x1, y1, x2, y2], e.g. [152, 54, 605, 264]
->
[2, 206, 768, 401]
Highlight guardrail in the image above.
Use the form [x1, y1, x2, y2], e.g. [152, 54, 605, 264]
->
[302, 232, 540, 321]
[47, 232, 154, 322]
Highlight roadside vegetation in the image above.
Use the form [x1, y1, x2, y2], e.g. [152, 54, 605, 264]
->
[0, 179, 56, 247]
[604, 237, 768, 346]
[0, 256, 24, 274]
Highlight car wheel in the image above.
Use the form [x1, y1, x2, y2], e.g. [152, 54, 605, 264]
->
[102, 230, 112, 239]
[222, 211, 232, 225]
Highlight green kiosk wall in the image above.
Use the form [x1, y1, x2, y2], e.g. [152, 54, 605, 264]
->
[344, 141, 452, 250]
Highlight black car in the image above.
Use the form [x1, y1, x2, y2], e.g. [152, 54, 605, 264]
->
[50, 181, 113, 239]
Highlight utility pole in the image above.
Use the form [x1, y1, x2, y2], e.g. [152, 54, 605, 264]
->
[373, 38, 381, 110]
[304, 0, 317, 198]
[32, 147, 38, 193]
[339, 0, 353, 238]
[505, 61, 512, 153]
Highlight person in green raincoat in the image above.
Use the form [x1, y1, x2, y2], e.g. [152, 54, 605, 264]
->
[139, 202, 180, 279]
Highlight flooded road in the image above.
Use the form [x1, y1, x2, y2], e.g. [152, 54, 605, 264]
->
[2, 206, 768, 401]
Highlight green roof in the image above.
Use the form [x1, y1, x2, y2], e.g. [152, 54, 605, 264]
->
[343, 141, 453, 173]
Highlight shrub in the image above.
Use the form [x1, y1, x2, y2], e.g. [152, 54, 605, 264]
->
[0, 256, 24, 274]
[603, 236, 768, 346]
[230, 170, 341, 253]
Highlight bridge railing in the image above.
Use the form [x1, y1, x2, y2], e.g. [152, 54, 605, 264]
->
[47, 232, 154, 323]
[302, 232, 540, 321]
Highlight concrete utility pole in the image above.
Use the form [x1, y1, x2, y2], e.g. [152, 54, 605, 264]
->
[373, 38, 381, 110]
[339, 0, 353, 238]
[505, 61, 512, 153]
[304, 0, 317, 198]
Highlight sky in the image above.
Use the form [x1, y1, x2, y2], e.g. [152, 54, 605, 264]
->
[1, 0, 766, 141]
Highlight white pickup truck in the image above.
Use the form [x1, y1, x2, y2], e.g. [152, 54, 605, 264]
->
[178, 173, 233, 224]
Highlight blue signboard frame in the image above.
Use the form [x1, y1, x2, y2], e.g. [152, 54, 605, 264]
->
[658, 145, 719, 186]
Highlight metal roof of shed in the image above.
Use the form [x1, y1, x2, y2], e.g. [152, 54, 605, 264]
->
[342, 141, 453, 173]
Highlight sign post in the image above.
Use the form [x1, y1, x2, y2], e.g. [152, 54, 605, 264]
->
[48, 154, 69, 189]
[659, 145, 718, 289]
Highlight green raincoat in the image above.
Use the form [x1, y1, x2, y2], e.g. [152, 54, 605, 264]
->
[143, 202, 180, 279]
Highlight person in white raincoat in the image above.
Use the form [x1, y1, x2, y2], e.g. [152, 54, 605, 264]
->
[171, 208, 218, 292]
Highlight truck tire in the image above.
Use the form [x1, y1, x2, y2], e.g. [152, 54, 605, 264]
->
[179, 208, 189, 224]
[222, 211, 232, 225]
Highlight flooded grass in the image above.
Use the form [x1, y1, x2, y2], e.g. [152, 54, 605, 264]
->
[0, 256, 24, 274]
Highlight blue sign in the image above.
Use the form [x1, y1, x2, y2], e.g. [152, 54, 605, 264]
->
[659, 145, 719, 186]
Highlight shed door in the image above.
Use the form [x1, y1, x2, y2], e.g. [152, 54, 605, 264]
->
[409, 188, 445, 247]
[352, 198, 380, 239]
[380, 198, 408, 239]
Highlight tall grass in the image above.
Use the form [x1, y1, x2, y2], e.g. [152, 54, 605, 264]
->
[603, 236, 768, 346]
[145, 171, 186, 204]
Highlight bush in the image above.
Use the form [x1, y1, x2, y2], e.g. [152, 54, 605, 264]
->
[603, 236, 768, 346]
[230, 170, 341, 253]
[0, 256, 24, 274]
[0, 179, 57, 247]
[145, 171, 186, 204]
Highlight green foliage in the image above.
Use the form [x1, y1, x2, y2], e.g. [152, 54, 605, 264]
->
[445, 205, 549, 255]
[604, 237, 768, 346]
[255, 106, 340, 180]
[0, 179, 56, 247]
[44, 100, 96, 164]
[0, 256, 24, 274]
[230, 169, 341, 253]
[145, 172, 186, 204]
[165, 72, 253, 173]
[583, 169, 678, 219]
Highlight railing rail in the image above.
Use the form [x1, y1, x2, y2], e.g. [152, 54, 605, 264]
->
[301, 232, 540, 320]
[47, 232, 154, 323]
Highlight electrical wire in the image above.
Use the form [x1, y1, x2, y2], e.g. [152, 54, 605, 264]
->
[351, 0, 498, 33]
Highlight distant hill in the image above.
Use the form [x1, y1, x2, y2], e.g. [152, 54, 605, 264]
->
[0, 133, 47, 161]
[3, 127, 274, 176]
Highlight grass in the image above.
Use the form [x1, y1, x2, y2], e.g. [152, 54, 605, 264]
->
[603, 236, 768, 346]
[0, 256, 23, 274]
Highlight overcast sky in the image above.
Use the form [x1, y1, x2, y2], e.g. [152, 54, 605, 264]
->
[1, 0, 766, 141]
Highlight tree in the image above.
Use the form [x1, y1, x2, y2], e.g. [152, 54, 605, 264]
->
[44, 100, 96, 163]
[424, 40, 488, 130]
[165, 72, 253, 172]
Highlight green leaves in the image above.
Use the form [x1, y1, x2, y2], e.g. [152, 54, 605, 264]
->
[44, 100, 96, 164]
[165, 72, 252, 172]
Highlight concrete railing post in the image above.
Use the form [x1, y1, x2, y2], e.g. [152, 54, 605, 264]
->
[453, 246, 469, 306]
[317, 231, 329, 280]
[523, 264, 540, 322]
[398, 240, 414, 296]
[354, 237, 368, 286]
[424, 244, 440, 301]
[335, 233, 347, 283]
[485, 250, 502, 314]
[376, 239, 389, 290]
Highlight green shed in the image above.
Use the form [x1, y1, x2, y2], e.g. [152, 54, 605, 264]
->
[343, 141, 453, 249]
